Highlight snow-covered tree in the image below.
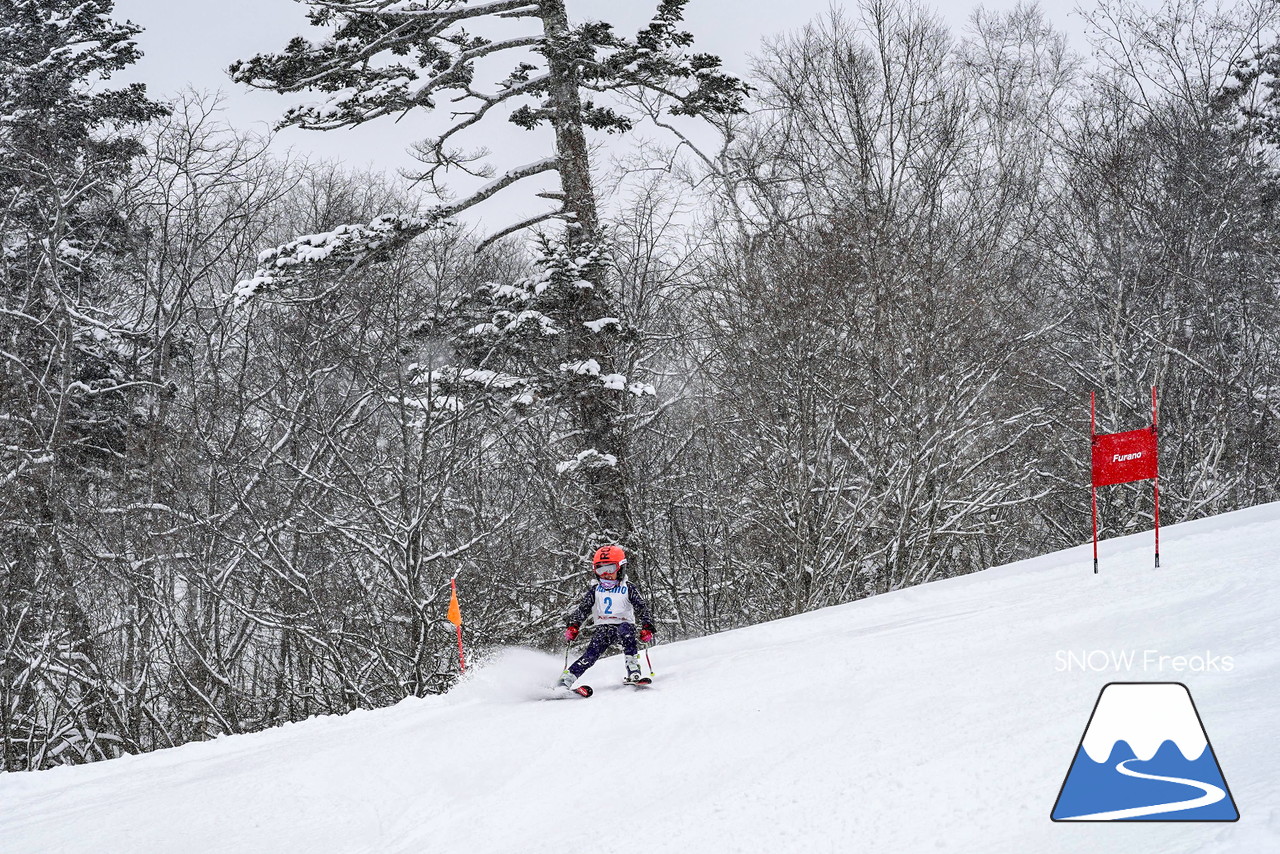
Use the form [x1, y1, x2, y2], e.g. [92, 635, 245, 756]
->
[0, 0, 167, 469]
[230, 0, 746, 549]
[0, 0, 166, 769]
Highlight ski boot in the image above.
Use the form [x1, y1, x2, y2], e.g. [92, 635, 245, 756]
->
[558, 669, 592, 697]
[624, 655, 643, 684]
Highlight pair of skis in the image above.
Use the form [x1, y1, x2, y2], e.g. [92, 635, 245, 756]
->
[562, 676, 651, 699]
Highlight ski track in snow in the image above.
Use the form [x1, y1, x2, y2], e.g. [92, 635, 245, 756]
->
[2, 503, 1279, 853]
[1059, 758, 1227, 821]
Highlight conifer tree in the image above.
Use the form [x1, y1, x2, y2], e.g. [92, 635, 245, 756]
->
[231, 0, 746, 546]
[0, 0, 167, 769]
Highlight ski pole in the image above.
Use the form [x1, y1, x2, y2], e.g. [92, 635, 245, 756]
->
[644, 644, 655, 678]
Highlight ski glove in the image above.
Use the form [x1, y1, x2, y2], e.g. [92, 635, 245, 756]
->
[564, 626, 579, 642]
[639, 626, 655, 644]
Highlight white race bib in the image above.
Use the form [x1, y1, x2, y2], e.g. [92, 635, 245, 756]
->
[593, 584, 635, 624]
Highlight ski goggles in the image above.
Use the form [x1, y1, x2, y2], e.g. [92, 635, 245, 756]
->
[594, 562, 619, 577]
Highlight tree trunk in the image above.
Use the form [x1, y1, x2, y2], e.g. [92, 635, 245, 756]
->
[540, 0, 601, 246]
[540, 0, 635, 545]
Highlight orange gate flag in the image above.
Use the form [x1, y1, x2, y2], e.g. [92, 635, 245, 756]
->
[446, 582, 463, 628]
[447, 579, 466, 672]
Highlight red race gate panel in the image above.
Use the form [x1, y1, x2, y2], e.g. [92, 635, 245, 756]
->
[1092, 427, 1158, 487]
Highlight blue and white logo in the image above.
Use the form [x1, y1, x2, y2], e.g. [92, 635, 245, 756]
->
[1051, 682, 1239, 821]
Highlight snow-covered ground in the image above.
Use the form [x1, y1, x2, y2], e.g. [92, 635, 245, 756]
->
[4, 504, 1278, 853]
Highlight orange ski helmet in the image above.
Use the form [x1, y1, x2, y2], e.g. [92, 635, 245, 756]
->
[592, 544, 627, 579]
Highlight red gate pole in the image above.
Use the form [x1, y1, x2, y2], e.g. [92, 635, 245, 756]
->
[1091, 391, 1099, 575]
[456, 623, 466, 673]
[1152, 386, 1160, 569]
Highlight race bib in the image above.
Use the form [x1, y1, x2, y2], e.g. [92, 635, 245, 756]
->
[593, 584, 635, 624]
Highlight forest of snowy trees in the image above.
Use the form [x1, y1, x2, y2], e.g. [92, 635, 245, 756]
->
[3, 0, 1280, 770]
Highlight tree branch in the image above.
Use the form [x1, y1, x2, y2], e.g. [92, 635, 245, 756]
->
[233, 157, 560, 304]
[408, 35, 543, 104]
[475, 208, 564, 251]
[310, 0, 539, 22]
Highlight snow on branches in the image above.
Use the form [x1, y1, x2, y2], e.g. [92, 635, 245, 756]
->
[232, 214, 436, 306]
[555, 448, 618, 475]
[559, 361, 653, 397]
[230, 158, 560, 305]
[405, 232, 656, 508]
[400, 364, 532, 414]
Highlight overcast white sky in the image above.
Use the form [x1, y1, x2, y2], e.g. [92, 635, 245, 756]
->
[110, 0, 1093, 232]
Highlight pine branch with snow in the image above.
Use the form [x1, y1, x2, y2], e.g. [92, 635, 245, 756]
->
[227, 0, 747, 298]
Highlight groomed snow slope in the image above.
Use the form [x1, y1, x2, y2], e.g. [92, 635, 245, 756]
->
[3, 504, 1278, 853]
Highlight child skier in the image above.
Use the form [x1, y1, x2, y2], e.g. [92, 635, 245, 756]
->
[560, 544, 656, 692]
